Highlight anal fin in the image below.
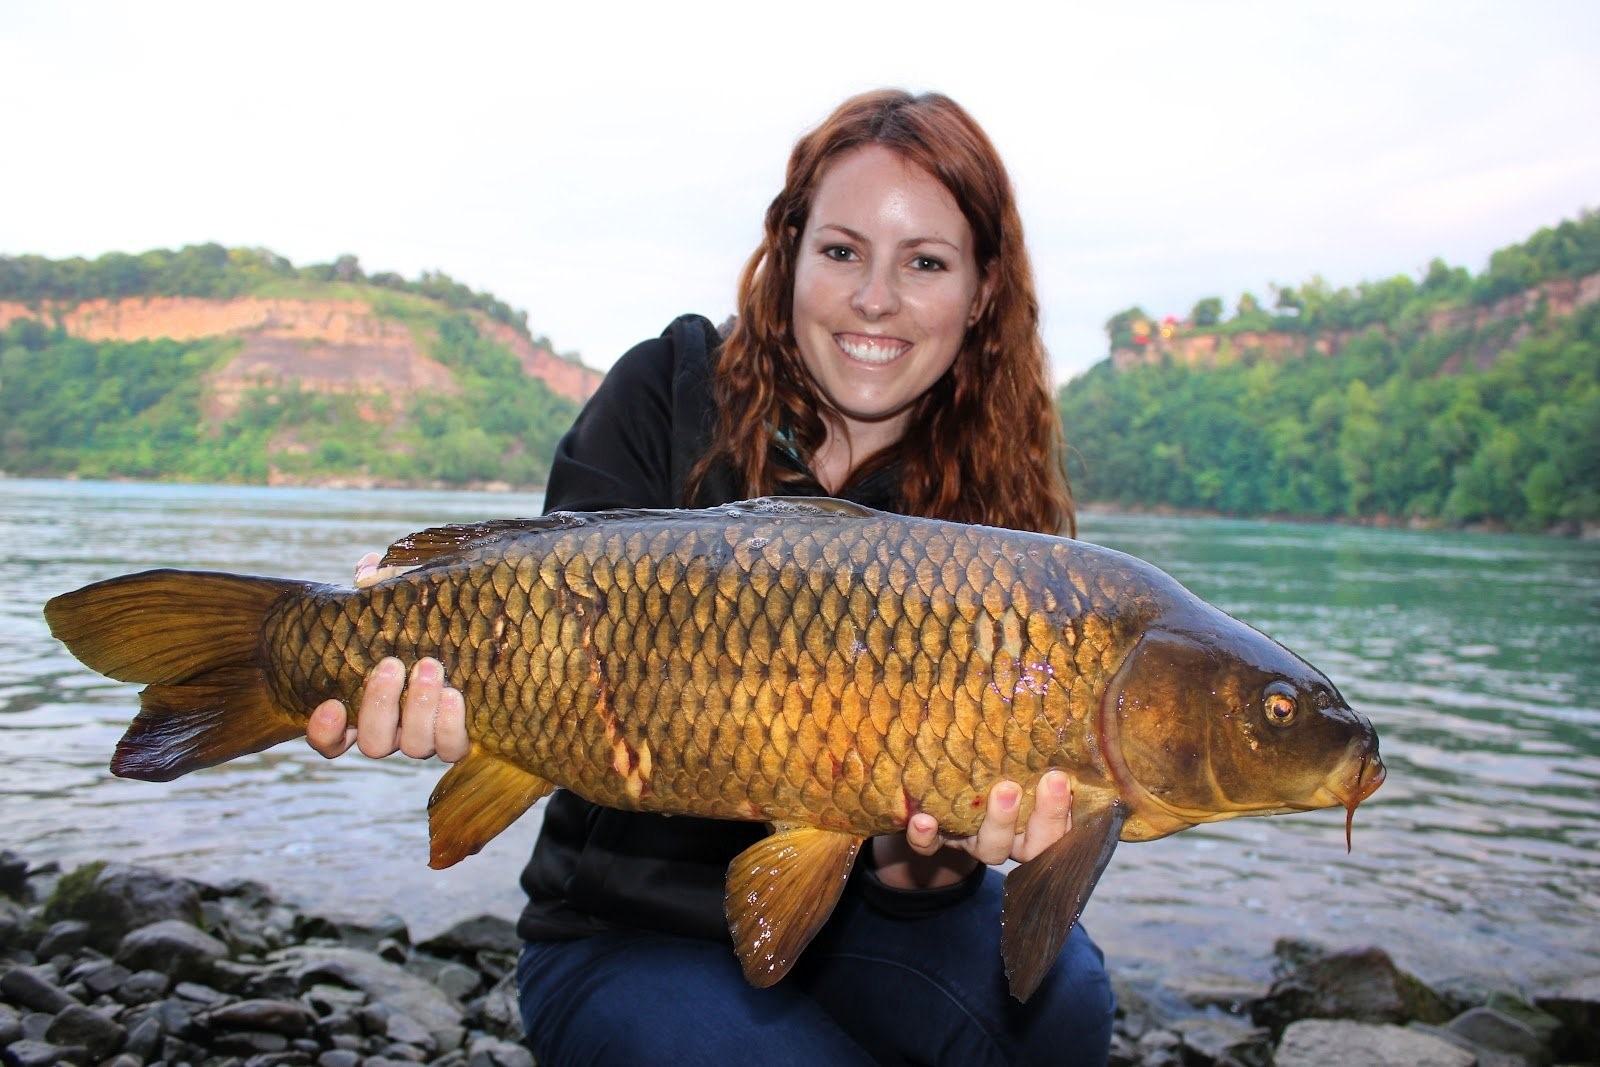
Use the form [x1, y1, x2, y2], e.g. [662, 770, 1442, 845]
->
[725, 823, 863, 988]
[1001, 798, 1128, 1002]
[427, 747, 555, 869]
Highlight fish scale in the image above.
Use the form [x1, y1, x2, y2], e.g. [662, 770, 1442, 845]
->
[256, 509, 1128, 837]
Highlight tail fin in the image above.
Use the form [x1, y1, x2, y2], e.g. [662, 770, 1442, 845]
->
[44, 569, 315, 782]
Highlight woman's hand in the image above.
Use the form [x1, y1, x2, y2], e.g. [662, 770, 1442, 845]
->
[870, 770, 1073, 891]
[304, 552, 470, 763]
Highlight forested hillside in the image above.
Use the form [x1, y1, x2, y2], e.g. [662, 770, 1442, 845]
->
[1060, 212, 1600, 532]
[0, 248, 585, 487]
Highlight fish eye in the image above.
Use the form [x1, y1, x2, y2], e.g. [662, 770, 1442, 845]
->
[1263, 682, 1298, 727]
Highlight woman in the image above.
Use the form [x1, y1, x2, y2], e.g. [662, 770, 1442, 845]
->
[308, 90, 1115, 1065]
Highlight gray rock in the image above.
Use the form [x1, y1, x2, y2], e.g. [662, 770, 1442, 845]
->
[211, 1028, 290, 1054]
[124, 1014, 164, 1058]
[103, 1055, 142, 1067]
[47, 864, 201, 951]
[467, 973, 521, 1042]
[1254, 946, 1452, 1034]
[1536, 973, 1600, 1063]
[466, 1034, 534, 1067]
[0, 964, 81, 1012]
[45, 1002, 127, 1059]
[380, 1043, 427, 1062]
[116, 920, 227, 982]
[211, 958, 279, 995]
[1171, 1013, 1273, 1066]
[1271, 936, 1331, 977]
[117, 967, 172, 1004]
[317, 1052, 361, 1067]
[35, 920, 90, 959]
[419, 916, 519, 960]
[301, 983, 365, 1017]
[19, 1011, 52, 1041]
[358, 1000, 392, 1034]
[1484, 992, 1563, 1049]
[267, 945, 463, 1046]
[1448, 1006, 1550, 1064]
[154, 995, 196, 1035]
[375, 937, 409, 964]
[202, 999, 316, 1037]
[80, 960, 132, 995]
[1111, 975, 1194, 1040]
[385, 1010, 435, 1051]
[1275, 1019, 1475, 1067]
[0, 900, 33, 954]
[1106, 1031, 1140, 1067]
[173, 980, 230, 1007]
[0, 851, 30, 900]
[329, 1032, 363, 1050]
[0, 1002, 20, 1045]
[314, 1009, 361, 1038]
[1134, 1028, 1182, 1067]
[406, 956, 480, 1001]
[2, 1038, 91, 1066]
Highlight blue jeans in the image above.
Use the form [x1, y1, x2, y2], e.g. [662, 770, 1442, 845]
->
[516, 869, 1114, 1066]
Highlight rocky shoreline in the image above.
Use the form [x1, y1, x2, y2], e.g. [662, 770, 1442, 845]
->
[2, 852, 1595, 1066]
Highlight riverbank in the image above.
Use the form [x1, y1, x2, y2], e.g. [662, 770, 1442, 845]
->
[1078, 501, 1600, 540]
[2, 853, 1594, 1067]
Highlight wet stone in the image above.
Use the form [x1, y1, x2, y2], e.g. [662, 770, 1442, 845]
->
[20, 1010, 53, 1041]
[329, 1032, 363, 1050]
[1447, 1006, 1550, 1064]
[0, 964, 81, 1013]
[35, 919, 91, 958]
[1484, 991, 1563, 1049]
[45, 1002, 127, 1060]
[302, 984, 366, 1017]
[1254, 946, 1451, 1034]
[173, 979, 229, 1005]
[466, 1035, 534, 1067]
[358, 1001, 392, 1033]
[203, 998, 315, 1036]
[386, 1010, 435, 1047]
[314, 1008, 360, 1038]
[211, 1028, 290, 1053]
[380, 1043, 427, 1061]
[124, 1014, 163, 1058]
[117, 967, 172, 1005]
[1171, 1012, 1272, 1066]
[80, 960, 131, 995]
[116, 920, 227, 982]
[104, 1055, 141, 1067]
[0, 1003, 19, 1045]
[420, 916, 519, 961]
[290, 1036, 321, 1053]
[3, 1039, 89, 1067]
[1276, 1019, 1474, 1067]
[317, 1051, 361, 1067]
[154, 995, 195, 1035]
[0, 852, 30, 899]
[48, 864, 201, 951]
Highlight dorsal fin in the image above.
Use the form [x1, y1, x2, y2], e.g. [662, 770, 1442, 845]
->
[729, 496, 881, 519]
[382, 499, 882, 570]
[380, 515, 591, 568]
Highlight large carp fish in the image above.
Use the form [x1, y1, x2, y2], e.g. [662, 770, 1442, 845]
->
[45, 498, 1384, 1000]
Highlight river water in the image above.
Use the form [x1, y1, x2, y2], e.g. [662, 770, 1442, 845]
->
[2, 479, 1596, 994]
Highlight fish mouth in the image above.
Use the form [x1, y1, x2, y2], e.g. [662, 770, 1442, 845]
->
[1318, 745, 1386, 852]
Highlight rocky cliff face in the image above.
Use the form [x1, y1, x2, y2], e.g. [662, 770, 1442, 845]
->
[1111, 271, 1600, 372]
[0, 296, 604, 420]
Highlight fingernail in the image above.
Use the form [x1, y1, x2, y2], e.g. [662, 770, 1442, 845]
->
[377, 658, 402, 679]
[415, 659, 440, 684]
[1046, 771, 1070, 799]
[998, 786, 1019, 811]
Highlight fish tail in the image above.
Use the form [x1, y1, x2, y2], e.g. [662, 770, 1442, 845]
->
[44, 569, 315, 782]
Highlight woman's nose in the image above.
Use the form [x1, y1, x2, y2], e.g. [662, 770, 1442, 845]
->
[851, 265, 900, 319]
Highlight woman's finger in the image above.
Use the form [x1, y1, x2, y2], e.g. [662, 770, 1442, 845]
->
[306, 699, 357, 758]
[435, 686, 470, 763]
[354, 551, 415, 590]
[972, 780, 1022, 864]
[398, 658, 445, 759]
[904, 812, 944, 856]
[355, 657, 405, 757]
[1018, 770, 1073, 862]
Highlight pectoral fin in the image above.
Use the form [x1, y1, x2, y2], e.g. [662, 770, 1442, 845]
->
[427, 747, 555, 869]
[725, 824, 863, 988]
[1001, 799, 1128, 1002]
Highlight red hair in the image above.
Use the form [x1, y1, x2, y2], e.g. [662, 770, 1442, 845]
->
[689, 89, 1075, 536]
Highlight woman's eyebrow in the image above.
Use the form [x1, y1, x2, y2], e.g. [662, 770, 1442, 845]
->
[815, 223, 961, 251]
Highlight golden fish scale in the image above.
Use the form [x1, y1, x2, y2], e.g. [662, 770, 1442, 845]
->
[262, 512, 1150, 836]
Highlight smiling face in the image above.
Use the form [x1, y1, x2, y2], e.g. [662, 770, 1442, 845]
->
[791, 144, 990, 461]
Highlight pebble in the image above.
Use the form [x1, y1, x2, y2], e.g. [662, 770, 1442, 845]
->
[1, 851, 1587, 1067]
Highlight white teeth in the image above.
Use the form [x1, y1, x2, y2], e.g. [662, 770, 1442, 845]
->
[837, 337, 907, 364]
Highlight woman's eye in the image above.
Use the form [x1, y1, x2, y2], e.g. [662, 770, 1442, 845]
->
[822, 245, 856, 262]
[911, 255, 946, 272]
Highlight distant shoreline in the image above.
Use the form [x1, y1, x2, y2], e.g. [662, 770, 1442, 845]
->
[5, 472, 1596, 538]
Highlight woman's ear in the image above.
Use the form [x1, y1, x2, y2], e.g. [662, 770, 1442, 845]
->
[970, 266, 997, 326]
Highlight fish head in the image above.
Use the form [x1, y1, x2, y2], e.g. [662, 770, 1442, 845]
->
[1102, 620, 1384, 841]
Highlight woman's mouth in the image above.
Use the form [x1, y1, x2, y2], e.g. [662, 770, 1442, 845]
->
[834, 333, 911, 365]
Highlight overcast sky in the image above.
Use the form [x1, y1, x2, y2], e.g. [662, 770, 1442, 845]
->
[3, 2, 1596, 382]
